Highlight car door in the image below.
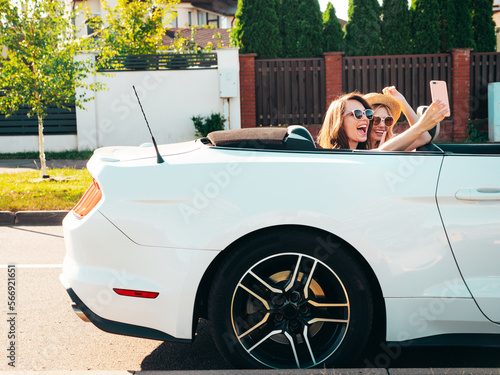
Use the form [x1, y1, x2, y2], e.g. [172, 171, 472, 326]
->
[436, 153, 500, 322]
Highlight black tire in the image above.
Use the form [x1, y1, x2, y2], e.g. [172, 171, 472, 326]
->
[208, 228, 374, 369]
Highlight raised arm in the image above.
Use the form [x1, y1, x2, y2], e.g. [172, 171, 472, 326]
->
[383, 86, 419, 126]
[378, 99, 447, 152]
[382, 86, 432, 149]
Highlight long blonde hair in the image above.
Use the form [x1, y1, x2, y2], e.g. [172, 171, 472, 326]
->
[317, 92, 372, 149]
[366, 104, 394, 149]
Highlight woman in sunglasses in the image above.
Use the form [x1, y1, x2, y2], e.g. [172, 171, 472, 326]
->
[317, 92, 373, 149]
[363, 87, 431, 150]
[317, 90, 447, 151]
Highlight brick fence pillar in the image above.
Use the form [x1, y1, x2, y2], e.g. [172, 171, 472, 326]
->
[323, 52, 344, 108]
[451, 48, 472, 141]
[239, 53, 257, 128]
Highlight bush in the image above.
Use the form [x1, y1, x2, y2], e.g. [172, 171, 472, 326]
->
[472, 0, 497, 52]
[344, 0, 383, 56]
[452, 0, 475, 50]
[230, 0, 281, 58]
[466, 119, 488, 143]
[279, 0, 300, 57]
[439, 0, 456, 52]
[381, 0, 411, 55]
[192, 113, 226, 137]
[296, 0, 324, 57]
[410, 0, 441, 53]
[323, 2, 344, 52]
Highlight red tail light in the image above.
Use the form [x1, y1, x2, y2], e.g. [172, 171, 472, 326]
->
[113, 288, 159, 299]
[73, 179, 102, 218]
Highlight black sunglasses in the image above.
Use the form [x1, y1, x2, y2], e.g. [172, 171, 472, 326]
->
[344, 109, 374, 120]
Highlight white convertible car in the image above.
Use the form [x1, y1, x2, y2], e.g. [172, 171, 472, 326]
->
[61, 126, 500, 369]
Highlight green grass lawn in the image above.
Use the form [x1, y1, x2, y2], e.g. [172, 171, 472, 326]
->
[0, 168, 92, 212]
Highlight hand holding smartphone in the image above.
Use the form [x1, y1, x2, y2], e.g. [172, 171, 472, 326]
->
[430, 80, 451, 117]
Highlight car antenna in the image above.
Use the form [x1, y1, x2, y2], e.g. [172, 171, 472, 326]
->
[132, 85, 165, 164]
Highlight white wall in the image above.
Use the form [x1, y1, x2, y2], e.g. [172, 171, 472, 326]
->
[0, 135, 78, 154]
[83, 69, 223, 149]
[0, 48, 240, 153]
[78, 48, 240, 150]
[73, 0, 103, 38]
[173, 3, 196, 28]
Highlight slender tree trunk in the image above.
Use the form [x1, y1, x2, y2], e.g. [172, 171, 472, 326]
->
[38, 115, 49, 178]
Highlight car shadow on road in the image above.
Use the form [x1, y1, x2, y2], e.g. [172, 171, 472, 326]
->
[140, 319, 232, 370]
[360, 343, 500, 369]
[141, 319, 500, 371]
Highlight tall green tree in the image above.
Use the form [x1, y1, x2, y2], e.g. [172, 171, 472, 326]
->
[279, 0, 300, 57]
[410, 0, 440, 53]
[296, 0, 324, 57]
[0, 0, 103, 178]
[472, 0, 496, 52]
[95, 0, 178, 56]
[231, 0, 282, 58]
[438, 0, 456, 52]
[344, 0, 383, 56]
[452, 0, 475, 49]
[381, 0, 411, 55]
[322, 2, 344, 52]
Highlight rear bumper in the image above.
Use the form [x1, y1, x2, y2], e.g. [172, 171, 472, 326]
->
[61, 210, 219, 341]
[62, 280, 187, 342]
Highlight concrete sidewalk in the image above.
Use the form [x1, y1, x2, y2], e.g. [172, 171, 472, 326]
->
[0, 158, 87, 173]
[0, 159, 86, 226]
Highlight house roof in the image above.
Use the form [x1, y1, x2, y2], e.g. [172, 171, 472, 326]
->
[163, 28, 232, 49]
[180, 0, 238, 17]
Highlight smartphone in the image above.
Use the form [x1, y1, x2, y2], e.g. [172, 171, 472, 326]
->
[430, 80, 451, 117]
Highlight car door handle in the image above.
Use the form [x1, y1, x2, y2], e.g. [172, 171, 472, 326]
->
[455, 188, 500, 201]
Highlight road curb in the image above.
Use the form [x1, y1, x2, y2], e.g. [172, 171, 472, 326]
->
[0, 211, 15, 225]
[0, 210, 69, 226]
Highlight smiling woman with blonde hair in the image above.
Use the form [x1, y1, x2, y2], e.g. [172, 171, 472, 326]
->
[363, 86, 434, 150]
[362, 92, 402, 149]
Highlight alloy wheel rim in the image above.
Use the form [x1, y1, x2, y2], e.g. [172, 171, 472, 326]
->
[230, 252, 350, 369]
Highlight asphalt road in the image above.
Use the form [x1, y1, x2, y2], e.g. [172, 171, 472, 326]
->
[1, 225, 500, 373]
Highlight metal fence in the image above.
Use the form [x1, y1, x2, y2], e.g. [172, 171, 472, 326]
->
[97, 52, 218, 71]
[0, 105, 77, 136]
[255, 58, 326, 126]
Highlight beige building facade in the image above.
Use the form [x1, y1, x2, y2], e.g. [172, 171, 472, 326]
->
[71, 0, 235, 38]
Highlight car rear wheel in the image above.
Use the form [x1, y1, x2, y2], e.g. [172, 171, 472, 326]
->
[208, 229, 374, 369]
